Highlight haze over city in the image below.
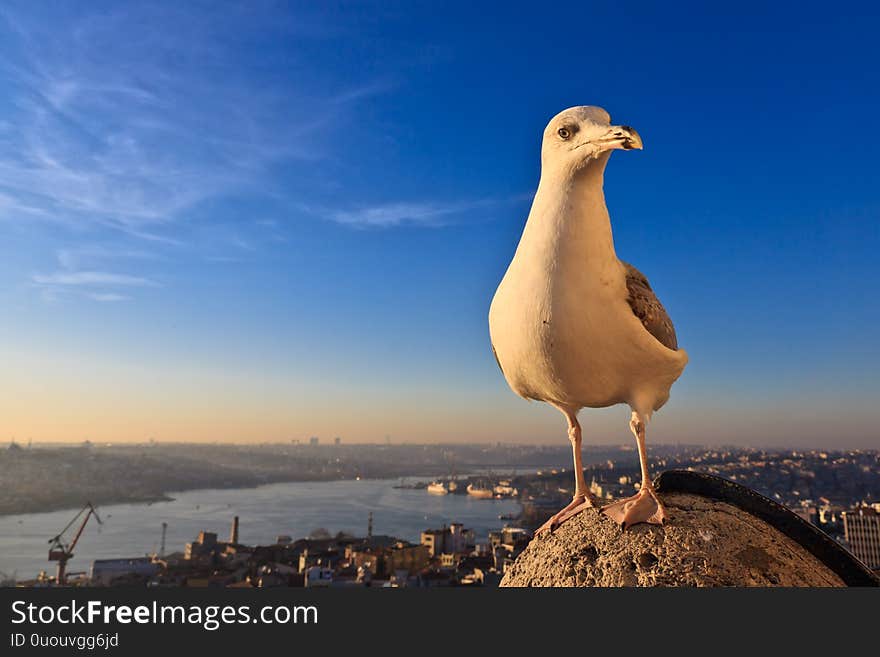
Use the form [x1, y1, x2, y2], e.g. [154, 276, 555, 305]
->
[1, 2, 878, 447]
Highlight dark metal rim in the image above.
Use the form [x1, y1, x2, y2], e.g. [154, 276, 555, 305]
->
[654, 469, 880, 587]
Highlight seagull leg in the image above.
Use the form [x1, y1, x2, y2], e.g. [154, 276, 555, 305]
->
[601, 411, 668, 530]
[536, 410, 599, 534]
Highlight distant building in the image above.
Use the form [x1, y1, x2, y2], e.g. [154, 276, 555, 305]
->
[489, 526, 531, 572]
[298, 547, 341, 573]
[334, 437, 341, 445]
[185, 531, 218, 560]
[843, 506, 880, 569]
[90, 558, 160, 586]
[343, 536, 428, 578]
[309, 437, 319, 446]
[305, 566, 333, 587]
[792, 506, 818, 525]
[420, 523, 472, 557]
[489, 526, 530, 550]
[420, 529, 444, 558]
[185, 516, 241, 561]
[387, 543, 430, 575]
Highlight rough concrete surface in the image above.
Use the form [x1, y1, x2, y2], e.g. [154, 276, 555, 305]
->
[500, 493, 845, 587]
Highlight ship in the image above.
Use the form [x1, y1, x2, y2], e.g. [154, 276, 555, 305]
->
[427, 481, 450, 495]
[493, 483, 518, 497]
[466, 483, 494, 499]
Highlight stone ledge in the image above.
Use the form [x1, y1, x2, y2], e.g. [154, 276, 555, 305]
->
[500, 471, 879, 587]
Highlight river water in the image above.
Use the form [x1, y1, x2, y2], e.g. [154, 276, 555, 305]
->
[0, 477, 522, 580]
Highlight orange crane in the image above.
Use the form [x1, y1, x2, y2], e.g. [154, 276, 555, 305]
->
[48, 502, 102, 585]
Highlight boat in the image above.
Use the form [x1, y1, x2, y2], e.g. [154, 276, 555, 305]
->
[467, 483, 494, 499]
[494, 484, 518, 497]
[427, 481, 449, 495]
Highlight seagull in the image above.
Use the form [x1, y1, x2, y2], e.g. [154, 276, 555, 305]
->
[489, 106, 688, 532]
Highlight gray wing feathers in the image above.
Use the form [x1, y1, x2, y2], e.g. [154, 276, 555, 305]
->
[622, 262, 679, 351]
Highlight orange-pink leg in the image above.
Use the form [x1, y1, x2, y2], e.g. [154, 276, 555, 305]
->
[601, 411, 668, 530]
[536, 410, 599, 534]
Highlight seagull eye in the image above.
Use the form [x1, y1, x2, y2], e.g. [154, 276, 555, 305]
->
[557, 127, 571, 140]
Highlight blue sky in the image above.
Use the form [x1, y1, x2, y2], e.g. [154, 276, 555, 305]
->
[1, 1, 878, 447]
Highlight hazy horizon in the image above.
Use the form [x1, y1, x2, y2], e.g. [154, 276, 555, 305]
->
[1, 3, 878, 450]
[6, 434, 877, 452]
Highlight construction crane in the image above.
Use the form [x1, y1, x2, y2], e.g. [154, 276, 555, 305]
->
[48, 502, 102, 585]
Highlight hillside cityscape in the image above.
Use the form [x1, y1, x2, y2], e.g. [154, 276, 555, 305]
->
[1, 441, 878, 587]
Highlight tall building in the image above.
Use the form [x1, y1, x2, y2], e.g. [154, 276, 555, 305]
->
[842, 506, 880, 570]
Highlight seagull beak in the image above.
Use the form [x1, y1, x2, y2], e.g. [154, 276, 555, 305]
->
[608, 125, 643, 151]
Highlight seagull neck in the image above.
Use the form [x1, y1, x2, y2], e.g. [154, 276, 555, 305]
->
[527, 159, 618, 265]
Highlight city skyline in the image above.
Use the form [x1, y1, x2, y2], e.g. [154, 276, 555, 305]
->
[1, 3, 878, 447]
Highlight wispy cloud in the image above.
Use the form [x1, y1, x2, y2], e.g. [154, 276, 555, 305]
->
[31, 271, 158, 287]
[328, 79, 397, 106]
[56, 245, 156, 271]
[29, 245, 160, 302]
[84, 292, 131, 302]
[320, 196, 527, 229]
[0, 4, 399, 304]
[329, 203, 462, 228]
[0, 5, 392, 243]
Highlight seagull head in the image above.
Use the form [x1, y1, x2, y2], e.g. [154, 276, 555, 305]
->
[541, 106, 642, 174]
